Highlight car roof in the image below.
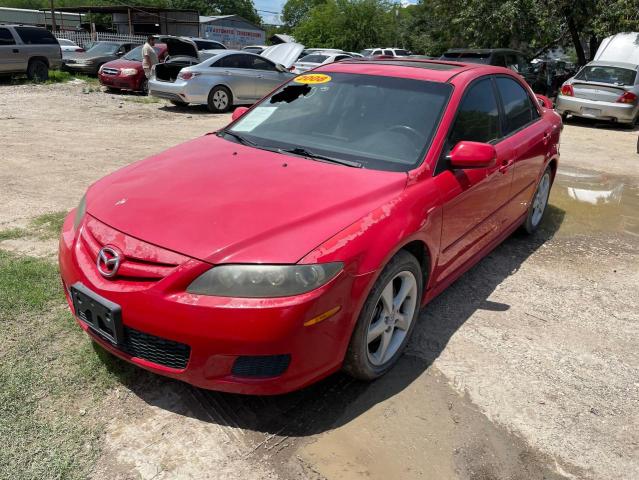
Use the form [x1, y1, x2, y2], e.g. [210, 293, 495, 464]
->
[443, 48, 521, 54]
[316, 57, 520, 84]
[586, 60, 639, 70]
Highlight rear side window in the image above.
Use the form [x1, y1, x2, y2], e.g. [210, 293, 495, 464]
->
[0, 28, 15, 45]
[449, 78, 500, 146]
[496, 77, 536, 135]
[15, 27, 58, 45]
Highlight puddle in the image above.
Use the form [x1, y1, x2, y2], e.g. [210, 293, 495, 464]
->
[548, 167, 639, 237]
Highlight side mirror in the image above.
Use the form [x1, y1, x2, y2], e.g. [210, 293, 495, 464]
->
[232, 106, 249, 121]
[448, 141, 497, 169]
[536, 94, 553, 109]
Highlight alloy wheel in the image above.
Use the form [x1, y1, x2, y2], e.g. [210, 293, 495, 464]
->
[531, 172, 550, 227]
[366, 271, 418, 366]
[212, 90, 228, 110]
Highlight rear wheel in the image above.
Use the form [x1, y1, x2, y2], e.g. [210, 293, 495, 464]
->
[344, 250, 423, 380]
[207, 85, 232, 113]
[523, 167, 552, 234]
[27, 59, 48, 81]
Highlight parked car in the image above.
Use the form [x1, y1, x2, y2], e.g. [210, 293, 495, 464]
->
[57, 38, 84, 55]
[292, 51, 352, 74]
[360, 48, 410, 57]
[242, 45, 268, 55]
[187, 37, 226, 51]
[149, 43, 303, 112]
[594, 32, 639, 65]
[59, 58, 561, 395]
[441, 48, 535, 85]
[529, 59, 577, 97]
[64, 41, 136, 75]
[0, 25, 61, 80]
[98, 43, 168, 93]
[555, 61, 639, 125]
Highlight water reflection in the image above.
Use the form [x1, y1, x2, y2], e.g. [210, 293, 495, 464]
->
[550, 167, 639, 237]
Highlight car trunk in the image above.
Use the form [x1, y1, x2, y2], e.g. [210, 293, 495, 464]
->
[572, 82, 627, 102]
[154, 62, 189, 82]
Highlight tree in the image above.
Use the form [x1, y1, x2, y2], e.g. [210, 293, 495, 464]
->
[282, 0, 327, 28]
[292, 0, 396, 51]
[209, 0, 262, 25]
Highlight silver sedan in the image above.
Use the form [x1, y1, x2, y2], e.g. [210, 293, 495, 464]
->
[149, 50, 295, 113]
[556, 60, 639, 125]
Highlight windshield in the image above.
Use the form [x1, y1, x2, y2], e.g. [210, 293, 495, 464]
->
[441, 52, 490, 64]
[228, 73, 451, 172]
[123, 45, 162, 62]
[575, 65, 637, 86]
[299, 54, 329, 63]
[86, 42, 119, 56]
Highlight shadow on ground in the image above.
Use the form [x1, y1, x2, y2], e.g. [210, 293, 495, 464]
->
[98, 205, 565, 437]
[564, 115, 639, 132]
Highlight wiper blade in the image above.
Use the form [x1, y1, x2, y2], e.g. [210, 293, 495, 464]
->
[279, 147, 362, 168]
[218, 129, 257, 147]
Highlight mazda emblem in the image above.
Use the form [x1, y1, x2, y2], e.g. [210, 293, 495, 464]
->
[97, 246, 121, 278]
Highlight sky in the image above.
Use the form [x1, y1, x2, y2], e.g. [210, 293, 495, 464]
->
[254, 0, 418, 25]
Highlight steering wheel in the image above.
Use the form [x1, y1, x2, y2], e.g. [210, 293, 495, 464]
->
[388, 125, 423, 147]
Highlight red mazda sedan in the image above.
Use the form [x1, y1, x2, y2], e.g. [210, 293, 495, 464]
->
[59, 59, 561, 394]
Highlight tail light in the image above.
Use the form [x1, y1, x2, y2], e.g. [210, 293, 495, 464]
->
[178, 71, 199, 81]
[560, 84, 574, 96]
[617, 91, 638, 104]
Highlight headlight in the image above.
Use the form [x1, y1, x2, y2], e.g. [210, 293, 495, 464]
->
[121, 68, 137, 76]
[73, 194, 86, 230]
[187, 263, 343, 298]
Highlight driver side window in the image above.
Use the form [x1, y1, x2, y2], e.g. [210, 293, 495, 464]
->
[448, 78, 500, 148]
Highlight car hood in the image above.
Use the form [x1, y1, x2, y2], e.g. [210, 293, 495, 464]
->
[68, 53, 114, 63]
[101, 59, 141, 70]
[86, 134, 406, 264]
[261, 42, 305, 69]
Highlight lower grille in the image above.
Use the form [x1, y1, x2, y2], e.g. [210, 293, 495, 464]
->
[91, 325, 190, 370]
[232, 354, 291, 378]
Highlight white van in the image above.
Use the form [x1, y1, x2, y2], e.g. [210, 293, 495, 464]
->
[594, 32, 639, 64]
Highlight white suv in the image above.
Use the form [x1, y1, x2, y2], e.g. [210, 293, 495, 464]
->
[360, 48, 410, 57]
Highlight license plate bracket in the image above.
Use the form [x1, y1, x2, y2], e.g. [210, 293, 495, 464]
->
[70, 283, 123, 345]
[582, 107, 601, 117]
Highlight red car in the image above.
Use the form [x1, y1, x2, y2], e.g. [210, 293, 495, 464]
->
[98, 43, 167, 94]
[59, 59, 561, 394]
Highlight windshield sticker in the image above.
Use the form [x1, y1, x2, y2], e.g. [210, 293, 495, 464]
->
[233, 106, 276, 132]
[294, 73, 332, 84]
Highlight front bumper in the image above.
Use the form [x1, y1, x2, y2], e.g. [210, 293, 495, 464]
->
[58, 212, 370, 394]
[65, 63, 99, 75]
[99, 71, 143, 91]
[556, 95, 638, 124]
[148, 78, 209, 105]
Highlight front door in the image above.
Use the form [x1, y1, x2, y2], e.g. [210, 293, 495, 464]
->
[434, 77, 515, 283]
[248, 56, 290, 99]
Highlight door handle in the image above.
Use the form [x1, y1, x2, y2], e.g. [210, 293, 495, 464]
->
[499, 159, 514, 174]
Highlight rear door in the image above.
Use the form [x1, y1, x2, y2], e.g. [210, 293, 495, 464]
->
[494, 76, 549, 221]
[0, 27, 20, 73]
[214, 54, 256, 101]
[434, 77, 515, 282]
[13, 27, 60, 69]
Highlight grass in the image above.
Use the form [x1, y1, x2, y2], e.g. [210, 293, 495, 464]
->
[0, 211, 68, 242]
[0, 223, 137, 479]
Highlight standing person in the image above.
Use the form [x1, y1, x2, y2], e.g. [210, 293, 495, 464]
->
[142, 35, 159, 80]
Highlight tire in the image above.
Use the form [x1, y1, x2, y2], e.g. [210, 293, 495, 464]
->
[523, 166, 552, 234]
[170, 99, 188, 107]
[105, 87, 120, 93]
[344, 250, 423, 380]
[207, 85, 232, 113]
[27, 59, 48, 81]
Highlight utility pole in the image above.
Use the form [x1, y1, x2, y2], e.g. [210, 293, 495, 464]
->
[49, 0, 57, 32]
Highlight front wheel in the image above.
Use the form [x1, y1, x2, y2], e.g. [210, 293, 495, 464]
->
[344, 250, 423, 380]
[523, 167, 552, 234]
[207, 85, 232, 113]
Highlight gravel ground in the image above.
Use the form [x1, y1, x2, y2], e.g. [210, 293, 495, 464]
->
[1, 81, 638, 479]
